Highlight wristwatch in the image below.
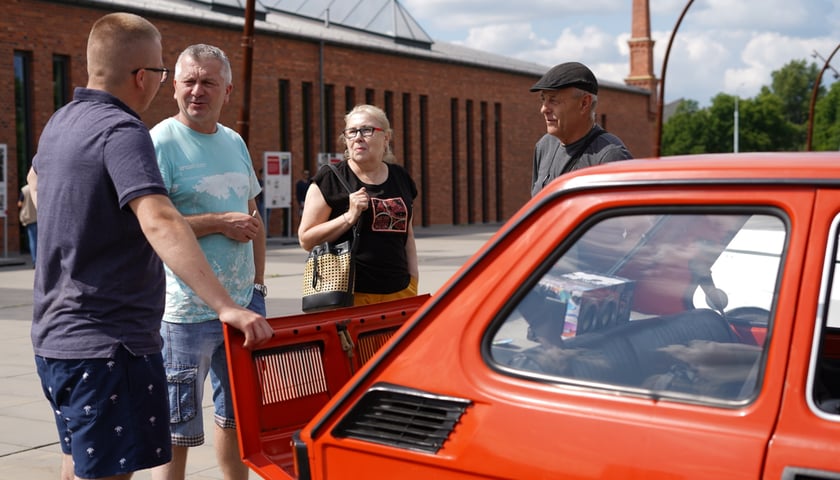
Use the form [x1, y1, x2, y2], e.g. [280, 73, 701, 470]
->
[254, 283, 268, 297]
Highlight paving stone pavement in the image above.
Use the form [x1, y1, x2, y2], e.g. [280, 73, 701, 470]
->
[0, 224, 498, 479]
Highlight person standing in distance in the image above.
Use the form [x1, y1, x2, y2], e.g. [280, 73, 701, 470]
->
[18, 183, 37, 266]
[28, 13, 273, 480]
[295, 169, 311, 217]
[149, 44, 266, 480]
[530, 61, 633, 197]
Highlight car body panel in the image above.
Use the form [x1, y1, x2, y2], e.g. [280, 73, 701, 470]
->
[228, 153, 840, 479]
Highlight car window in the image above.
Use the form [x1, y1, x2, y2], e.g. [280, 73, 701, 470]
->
[810, 215, 840, 417]
[490, 211, 783, 405]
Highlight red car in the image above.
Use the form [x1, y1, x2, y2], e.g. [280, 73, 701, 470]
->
[226, 152, 840, 479]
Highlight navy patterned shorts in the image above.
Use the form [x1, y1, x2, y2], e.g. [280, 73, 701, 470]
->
[35, 346, 172, 478]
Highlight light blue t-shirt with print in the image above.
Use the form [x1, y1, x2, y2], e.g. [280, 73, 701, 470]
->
[151, 117, 260, 324]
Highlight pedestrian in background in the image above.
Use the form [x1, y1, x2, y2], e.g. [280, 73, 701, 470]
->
[530, 61, 633, 197]
[17, 183, 37, 265]
[150, 43, 266, 480]
[295, 168, 311, 217]
[299, 104, 418, 306]
[28, 13, 273, 480]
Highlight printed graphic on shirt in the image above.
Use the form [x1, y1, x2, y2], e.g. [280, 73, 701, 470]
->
[193, 172, 251, 199]
[371, 197, 408, 232]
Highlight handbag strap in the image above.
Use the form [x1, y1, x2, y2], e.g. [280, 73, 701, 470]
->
[325, 162, 360, 246]
[326, 162, 355, 195]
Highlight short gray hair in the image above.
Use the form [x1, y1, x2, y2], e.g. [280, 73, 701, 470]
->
[175, 44, 232, 84]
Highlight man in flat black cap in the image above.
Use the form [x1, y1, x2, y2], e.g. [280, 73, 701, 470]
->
[530, 61, 632, 196]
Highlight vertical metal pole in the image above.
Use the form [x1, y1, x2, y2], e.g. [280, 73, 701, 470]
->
[237, 0, 256, 143]
[806, 43, 840, 151]
[654, 0, 694, 157]
[734, 95, 739, 153]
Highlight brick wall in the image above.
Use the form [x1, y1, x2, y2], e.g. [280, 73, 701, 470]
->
[0, 0, 656, 250]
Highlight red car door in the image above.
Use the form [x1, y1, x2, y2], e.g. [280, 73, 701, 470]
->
[762, 189, 840, 478]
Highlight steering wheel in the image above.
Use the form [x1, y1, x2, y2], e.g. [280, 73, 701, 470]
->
[725, 306, 771, 326]
[724, 306, 770, 346]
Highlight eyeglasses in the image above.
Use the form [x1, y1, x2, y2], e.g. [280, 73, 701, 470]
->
[131, 67, 170, 84]
[342, 126, 384, 139]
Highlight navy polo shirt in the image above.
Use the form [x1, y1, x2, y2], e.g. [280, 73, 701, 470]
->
[31, 88, 169, 359]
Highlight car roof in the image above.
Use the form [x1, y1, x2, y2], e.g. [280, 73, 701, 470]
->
[545, 152, 840, 194]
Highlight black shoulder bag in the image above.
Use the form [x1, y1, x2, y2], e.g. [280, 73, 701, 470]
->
[301, 163, 359, 312]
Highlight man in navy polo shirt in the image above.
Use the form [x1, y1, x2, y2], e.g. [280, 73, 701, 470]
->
[27, 12, 273, 480]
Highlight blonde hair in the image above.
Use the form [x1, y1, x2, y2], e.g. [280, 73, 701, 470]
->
[340, 104, 395, 163]
[86, 12, 161, 86]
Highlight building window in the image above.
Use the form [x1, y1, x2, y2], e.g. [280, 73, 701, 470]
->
[494, 103, 503, 221]
[450, 98, 459, 225]
[324, 83, 335, 153]
[345, 86, 355, 113]
[302, 82, 314, 170]
[278, 79, 291, 151]
[365, 88, 375, 105]
[384, 90, 394, 124]
[419, 94, 428, 226]
[466, 99, 474, 224]
[402, 93, 412, 173]
[480, 101, 489, 223]
[14, 51, 34, 186]
[53, 54, 71, 110]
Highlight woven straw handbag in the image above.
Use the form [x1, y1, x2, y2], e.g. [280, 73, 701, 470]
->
[301, 163, 359, 312]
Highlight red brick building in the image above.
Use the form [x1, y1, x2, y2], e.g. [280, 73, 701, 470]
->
[0, 0, 656, 254]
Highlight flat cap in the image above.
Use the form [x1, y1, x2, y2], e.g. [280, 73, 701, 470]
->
[530, 61, 598, 94]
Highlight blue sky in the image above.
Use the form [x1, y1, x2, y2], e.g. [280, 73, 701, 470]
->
[401, 0, 840, 106]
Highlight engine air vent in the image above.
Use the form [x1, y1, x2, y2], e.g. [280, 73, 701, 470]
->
[332, 383, 471, 454]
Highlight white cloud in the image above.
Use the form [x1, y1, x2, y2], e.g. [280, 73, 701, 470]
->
[400, 0, 840, 105]
[459, 23, 545, 55]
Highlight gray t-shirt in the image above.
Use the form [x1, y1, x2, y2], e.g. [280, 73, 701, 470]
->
[531, 125, 633, 197]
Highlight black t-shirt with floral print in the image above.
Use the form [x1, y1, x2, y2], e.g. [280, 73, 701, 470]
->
[315, 160, 418, 294]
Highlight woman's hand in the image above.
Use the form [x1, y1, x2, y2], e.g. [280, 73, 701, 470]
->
[345, 187, 370, 224]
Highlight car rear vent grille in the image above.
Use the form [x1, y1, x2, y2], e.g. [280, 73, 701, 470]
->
[357, 328, 399, 364]
[254, 342, 327, 405]
[333, 383, 471, 454]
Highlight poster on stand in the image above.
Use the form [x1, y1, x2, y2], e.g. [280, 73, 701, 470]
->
[263, 151, 291, 210]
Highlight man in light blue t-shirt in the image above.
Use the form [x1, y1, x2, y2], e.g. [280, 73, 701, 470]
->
[150, 44, 266, 480]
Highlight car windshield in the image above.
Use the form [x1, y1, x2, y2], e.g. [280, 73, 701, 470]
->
[490, 211, 784, 405]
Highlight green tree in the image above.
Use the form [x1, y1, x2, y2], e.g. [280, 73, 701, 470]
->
[769, 59, 822, 126]
[812, 80, 840, 150]
[739, 90, 799, 152]
[662, 58, 823, 154]
[661, 99, 710, 155]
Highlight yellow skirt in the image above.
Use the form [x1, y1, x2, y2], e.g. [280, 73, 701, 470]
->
[353, 277, 418, 306]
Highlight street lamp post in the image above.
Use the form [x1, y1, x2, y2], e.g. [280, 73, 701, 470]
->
[806, 44, 840, 151]
[654, 0, 695, 157]
[734, 94, 739, 153]
[237, 0, 256, 144]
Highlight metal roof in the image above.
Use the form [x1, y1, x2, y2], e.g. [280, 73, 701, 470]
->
[187, 0, 432, 45]
[65, 0, 645, 94]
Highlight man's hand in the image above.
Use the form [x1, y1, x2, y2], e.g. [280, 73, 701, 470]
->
[219, 305, 274, 349]
[220, 211, 261, 243]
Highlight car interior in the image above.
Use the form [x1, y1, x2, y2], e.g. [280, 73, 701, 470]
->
[491, 211, 779, 404]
